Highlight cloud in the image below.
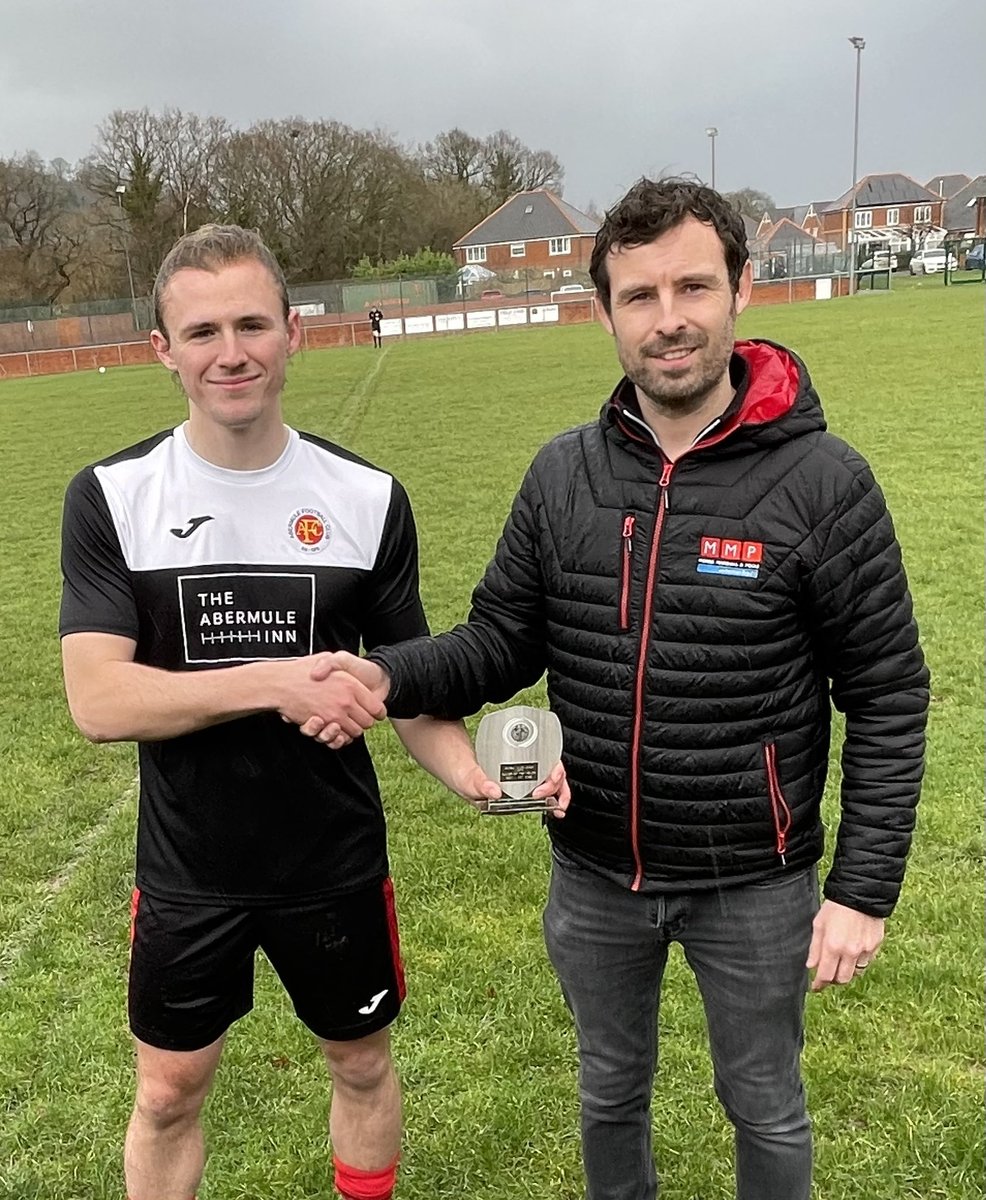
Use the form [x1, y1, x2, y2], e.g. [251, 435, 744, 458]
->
[0, 0, 980, 210]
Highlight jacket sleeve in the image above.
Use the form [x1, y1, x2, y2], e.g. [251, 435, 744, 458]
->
[805, 457, 930, 917]
[367, 465, 549, 719]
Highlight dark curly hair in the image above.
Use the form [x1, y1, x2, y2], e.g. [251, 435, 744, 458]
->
[590, 177, 749, 313]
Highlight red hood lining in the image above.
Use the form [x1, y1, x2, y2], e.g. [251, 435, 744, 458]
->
[731, 341, 801, 426]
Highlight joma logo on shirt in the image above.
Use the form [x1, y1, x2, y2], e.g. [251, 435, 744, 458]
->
[697, 535, 764, 579]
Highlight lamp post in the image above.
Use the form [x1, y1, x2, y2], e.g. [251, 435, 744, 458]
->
[705, 127, 718, 190]
[847, 36, 865, 295]
[115, 184, 140, 327]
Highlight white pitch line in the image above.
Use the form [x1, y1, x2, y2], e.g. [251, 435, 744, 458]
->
[0, 779, 136, 988]
[334, 345, 391, 440]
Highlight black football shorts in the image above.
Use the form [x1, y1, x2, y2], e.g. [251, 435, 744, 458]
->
[128, 878, 406, 1051]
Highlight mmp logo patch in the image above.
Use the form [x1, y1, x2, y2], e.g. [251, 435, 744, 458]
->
[697, 535, 763, 579]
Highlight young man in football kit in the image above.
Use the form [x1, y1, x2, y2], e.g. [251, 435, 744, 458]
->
[59, 224, 566, 1200]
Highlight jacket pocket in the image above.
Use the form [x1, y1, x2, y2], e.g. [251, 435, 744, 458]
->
[763, 739, 792, 864]
[618, 513, 635, 631]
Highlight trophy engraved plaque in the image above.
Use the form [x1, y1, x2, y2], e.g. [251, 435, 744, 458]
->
[475, 705, 563, 814]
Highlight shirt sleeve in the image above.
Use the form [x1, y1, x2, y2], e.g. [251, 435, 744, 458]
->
[359, 478, 430, 651]
[59, 466, 139, 640]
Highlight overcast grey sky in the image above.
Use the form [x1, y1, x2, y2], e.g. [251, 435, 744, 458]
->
[2, 0, 982, 211]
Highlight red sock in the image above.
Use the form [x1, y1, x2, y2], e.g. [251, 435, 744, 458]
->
[333, 1155, 399, 1200]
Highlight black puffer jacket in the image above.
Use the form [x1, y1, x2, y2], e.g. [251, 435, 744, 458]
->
[374, 341, 929, 917]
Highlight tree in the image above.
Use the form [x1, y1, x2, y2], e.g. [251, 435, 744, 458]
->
[351, 249, 456, 278]
[582, 199, 605, 225]
[520, 147, 565, 193]
[404, 177, 489, 255]
[419, 128, 484, 184]
[724, 187, 776, 220]
[81, 108, 172, 293]
[210, 119, 426, 282]
[2, 110, 570, 300]
[158, 109, 230, 235]
[479, 130, 564, 206]
[0, 153, 90, 303]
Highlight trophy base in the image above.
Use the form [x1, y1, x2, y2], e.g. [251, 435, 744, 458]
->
[482, 796, 552, 816]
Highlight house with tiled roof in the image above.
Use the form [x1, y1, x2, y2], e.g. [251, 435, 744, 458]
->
[453, 190, 599, 278]
[943, 175, 986, 238]
[924, 173, 971, 200]
[818, 173, 946, 251]
[740, 213, 760, 243]
[768, 201, 832, 241]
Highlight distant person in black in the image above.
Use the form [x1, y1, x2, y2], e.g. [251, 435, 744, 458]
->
[368, 307, 384, 347]
[59, 224, 568, 1200]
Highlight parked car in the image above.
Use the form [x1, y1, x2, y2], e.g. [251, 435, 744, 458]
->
[909, 248, 957, 275]
[964, 244, 985, 271]
[555, 283, 588, 293]
[480, 289, 504, 300]
[859, 251, 899, 271]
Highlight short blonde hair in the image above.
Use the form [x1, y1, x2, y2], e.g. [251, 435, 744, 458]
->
[153, 224, 290, 337]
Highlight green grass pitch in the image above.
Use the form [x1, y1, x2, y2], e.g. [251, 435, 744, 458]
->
[0, 283, 983, 1198]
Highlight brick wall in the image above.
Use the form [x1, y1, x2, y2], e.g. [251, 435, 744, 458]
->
[0, 312, 146, 354]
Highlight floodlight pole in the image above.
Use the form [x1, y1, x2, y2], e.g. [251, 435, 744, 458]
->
[115, 184, 140, 327]
[848, 37, 865, 296]
[705, 127, 718, 190]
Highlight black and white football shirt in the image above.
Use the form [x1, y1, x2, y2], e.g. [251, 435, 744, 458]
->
[60, 424, 428, 905]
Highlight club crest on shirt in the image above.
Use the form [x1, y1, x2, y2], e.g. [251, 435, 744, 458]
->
[696, 535, 763, 579]
[288, 507, 330, 553]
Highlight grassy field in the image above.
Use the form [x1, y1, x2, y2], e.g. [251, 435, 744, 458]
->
[0, 284, 983, 1199]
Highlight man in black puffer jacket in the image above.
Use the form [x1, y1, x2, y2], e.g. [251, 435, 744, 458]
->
[309, 178, 929, 1200]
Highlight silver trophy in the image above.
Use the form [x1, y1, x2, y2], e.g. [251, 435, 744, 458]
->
[475, 705, 563, 814]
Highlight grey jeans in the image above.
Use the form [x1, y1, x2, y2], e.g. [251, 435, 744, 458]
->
[542, 850, 819, 1200]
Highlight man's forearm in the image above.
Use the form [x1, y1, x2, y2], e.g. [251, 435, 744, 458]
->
[389, 710, 570, 817]
[65, 653, 385, 745]
[391, 715, 480, 796]
[67, 658, 293, 743]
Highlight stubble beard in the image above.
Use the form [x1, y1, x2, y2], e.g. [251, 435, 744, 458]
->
[621, 314, 737, 418]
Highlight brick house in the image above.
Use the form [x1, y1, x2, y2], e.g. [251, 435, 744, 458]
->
[453, 190, 599, 283]
[817, 173, 946, 252]
[943, 175, 986, 239]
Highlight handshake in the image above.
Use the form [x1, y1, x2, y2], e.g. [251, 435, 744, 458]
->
[274, 650, 570, 817]
[276, 650, 391, 750]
